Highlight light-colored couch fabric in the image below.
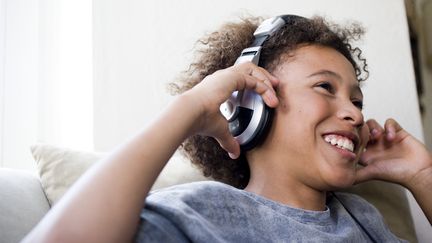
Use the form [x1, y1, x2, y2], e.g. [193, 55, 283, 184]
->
[0, 144, 419, 242]
[0, 169, 50, 243]
[30, 144, 208, 206]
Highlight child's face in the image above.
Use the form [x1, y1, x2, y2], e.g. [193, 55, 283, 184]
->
[262, 45, 369, 190]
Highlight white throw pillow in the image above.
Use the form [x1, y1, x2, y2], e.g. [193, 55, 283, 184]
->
[30, 144, 207, 206]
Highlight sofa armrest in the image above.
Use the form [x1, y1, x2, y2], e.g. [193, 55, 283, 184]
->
[0, 168, 50, 243]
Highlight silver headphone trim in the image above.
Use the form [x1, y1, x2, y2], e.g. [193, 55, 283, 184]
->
[234, 91, 265, 145]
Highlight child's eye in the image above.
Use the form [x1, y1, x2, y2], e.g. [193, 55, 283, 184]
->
[317, 82, 334, 93]
[352, 100, 364, 110]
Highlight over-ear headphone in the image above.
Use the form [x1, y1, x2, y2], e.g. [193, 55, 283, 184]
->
[220, 15, 304, 151]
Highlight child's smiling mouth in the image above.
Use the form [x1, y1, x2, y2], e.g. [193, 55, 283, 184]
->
[322, 131, 360, 160]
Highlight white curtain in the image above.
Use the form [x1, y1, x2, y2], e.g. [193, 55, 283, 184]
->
[0, 0, 93, 171]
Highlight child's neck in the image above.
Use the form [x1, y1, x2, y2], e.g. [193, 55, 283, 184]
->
[244, 170, 327, 211]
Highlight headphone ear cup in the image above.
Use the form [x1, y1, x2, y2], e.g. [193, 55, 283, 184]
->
[240, 105, 273, 151]
[225, 92, 273, 151]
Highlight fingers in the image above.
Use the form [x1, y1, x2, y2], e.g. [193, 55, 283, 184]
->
[249, 65, 280, 87]
[361, 118, 402, 166]
[235, 62, 280, 107]
[366, 118, 405, 144]
[240, 73, 279, 107]
[214, 123, 241, 159]
[357, 118, 410, 184]
[359, 149, 382, 167]
[354, 166, 375, 184]
[365, 119, 384, 142]
[384, 118, 403, 141]
[356, 149, 396, 184]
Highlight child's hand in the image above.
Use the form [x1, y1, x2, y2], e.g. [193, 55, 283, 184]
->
[355, 118, 432, 190]
[183, 62, 279, 159]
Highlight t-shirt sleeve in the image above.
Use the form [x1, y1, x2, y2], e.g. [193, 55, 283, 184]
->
[134, 207, 190, 243]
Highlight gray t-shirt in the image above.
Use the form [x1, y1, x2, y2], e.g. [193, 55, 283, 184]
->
[136, 181, 406, 242]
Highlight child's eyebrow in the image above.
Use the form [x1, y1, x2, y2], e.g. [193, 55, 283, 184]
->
[307, 70, 342, 80]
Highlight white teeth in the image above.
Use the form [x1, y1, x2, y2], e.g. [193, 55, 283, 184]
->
[343, 140, 354, 152]
[343, 140, 348, 149]
[330, 138, 337, 145]
[323, 134, 355, 152]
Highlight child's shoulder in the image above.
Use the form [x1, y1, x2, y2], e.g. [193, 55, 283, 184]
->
[147, 180, 238, 203]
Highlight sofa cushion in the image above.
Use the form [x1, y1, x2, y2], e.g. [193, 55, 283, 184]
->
[31, 144, 104, 206]
[30, 144, 207, 206]
[0, 168, 50, 243]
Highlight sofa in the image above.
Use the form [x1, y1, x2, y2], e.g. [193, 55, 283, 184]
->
[0, 144, 418, 242]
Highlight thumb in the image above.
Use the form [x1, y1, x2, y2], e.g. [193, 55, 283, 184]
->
[354, 166, 377, 184]
[215, 130, 240, 159]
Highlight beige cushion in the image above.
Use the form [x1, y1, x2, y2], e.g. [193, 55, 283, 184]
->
[30, 143, 207, 206]
[31, 144, 103, 205]
[31, 144, 416, 241]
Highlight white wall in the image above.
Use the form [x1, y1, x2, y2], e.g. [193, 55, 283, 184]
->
[92, 0, 430, 241]
[93, 0, 424, 147]
[0, 0, 5, 168]
[0, 0, 39, 170]
[38, 0, 93, 151]
[0, 0, 93, 171]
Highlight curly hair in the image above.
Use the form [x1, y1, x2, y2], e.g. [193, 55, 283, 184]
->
[169, 15, 368, 189]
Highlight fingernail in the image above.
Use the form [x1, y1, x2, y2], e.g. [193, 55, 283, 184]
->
[228, 152, 238, 159]
[371, 129, 379, 136]
[271, 76, 280, 84]
[270, 93, 278, 103]
[266, 92, 277, 106]
[387, 129, 395, 140]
